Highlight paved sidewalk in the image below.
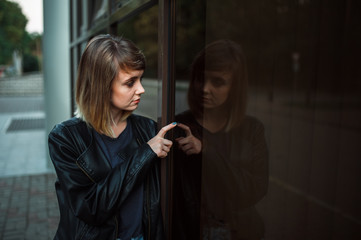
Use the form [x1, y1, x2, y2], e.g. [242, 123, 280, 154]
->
[0, 97, 52, 177]
[0, 96, 59, 240]
[0, 174, 58, 240]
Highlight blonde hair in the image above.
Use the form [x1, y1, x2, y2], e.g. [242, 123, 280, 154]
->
[75, 34, 145, 136]
[188, 39, 248, 132]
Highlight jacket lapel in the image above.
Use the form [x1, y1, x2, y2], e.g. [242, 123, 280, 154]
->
[76, 130, 112, 183]
[76, 118, 143, 183]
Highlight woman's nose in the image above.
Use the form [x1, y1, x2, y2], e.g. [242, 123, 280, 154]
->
[203, 80, 211, 93]
[136, 81, 145, 95]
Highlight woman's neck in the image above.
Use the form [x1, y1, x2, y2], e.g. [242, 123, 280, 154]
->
[110, 110, 127, 138]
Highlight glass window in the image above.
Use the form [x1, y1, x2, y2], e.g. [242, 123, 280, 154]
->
[116, 5, 159, 121]
[171, 0, 361, 239]
[89, 0, 108, 26]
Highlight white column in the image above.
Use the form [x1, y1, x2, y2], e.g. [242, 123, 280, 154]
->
[43, 0, 71, 168]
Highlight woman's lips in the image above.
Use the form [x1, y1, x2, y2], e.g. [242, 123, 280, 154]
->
[133, 99, 141, 104]
[202, 97, 212, 103]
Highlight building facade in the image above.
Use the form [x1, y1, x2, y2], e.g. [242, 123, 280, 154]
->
[44, 0, 361, 239]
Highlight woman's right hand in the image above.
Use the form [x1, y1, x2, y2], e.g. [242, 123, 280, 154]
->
[147, 122, 177, 158]
[176, 123, 202, 155]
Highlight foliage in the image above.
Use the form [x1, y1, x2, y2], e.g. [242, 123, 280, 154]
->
[22, 32, 42, 72]
[23, 52, 39, 72]
[0, 0, 28, 64]
[0, 0, 42, 73]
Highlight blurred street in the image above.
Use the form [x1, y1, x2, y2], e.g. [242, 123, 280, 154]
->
[0, 73, 58, 240]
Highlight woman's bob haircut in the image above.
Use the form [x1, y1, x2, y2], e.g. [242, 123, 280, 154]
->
[75, 34, 146, 137]
[188, 39, 248, 132]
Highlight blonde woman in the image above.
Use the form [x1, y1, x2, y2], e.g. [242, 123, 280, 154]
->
[48, 34, 175, 240]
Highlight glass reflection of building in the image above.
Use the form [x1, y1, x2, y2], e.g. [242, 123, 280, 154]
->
[44, 0, 361, 239]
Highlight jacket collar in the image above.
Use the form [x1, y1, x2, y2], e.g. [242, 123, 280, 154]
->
[75, 115, 144, 182]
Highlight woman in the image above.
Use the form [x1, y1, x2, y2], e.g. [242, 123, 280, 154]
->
[172, 39, 269, 239]
[48, 34, 176, 240]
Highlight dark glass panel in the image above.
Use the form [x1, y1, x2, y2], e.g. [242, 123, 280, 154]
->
[172, 0, 361, 239]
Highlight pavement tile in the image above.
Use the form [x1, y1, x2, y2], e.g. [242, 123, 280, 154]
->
[0, 174, 59, 240]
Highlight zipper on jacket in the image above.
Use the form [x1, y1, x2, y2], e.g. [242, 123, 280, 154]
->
[76, 161, 96, 183]
[133, 120, 151, 239]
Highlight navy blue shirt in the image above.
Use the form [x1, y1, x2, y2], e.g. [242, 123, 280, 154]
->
[94, 119, 143, 239]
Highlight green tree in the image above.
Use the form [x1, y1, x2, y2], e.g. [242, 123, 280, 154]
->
[22, 32, 42, 72]
[0, 0, 28, 64]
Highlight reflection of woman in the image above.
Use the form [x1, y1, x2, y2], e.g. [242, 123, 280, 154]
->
[48, 34, 176, 240]
[172, 40, 269, 239]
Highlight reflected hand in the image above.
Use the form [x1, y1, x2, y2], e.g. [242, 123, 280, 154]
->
[176, 123, 202, 155]
[148, 122, 177, 158]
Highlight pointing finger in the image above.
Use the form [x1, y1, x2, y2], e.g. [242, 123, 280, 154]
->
[157, 122, 177, 138]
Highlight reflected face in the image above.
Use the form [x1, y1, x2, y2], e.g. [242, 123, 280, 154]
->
[111, 69, 145, 112]
[201, 71, 232, 109]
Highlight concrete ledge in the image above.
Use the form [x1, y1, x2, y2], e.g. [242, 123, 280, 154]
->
[0, 73, 43, 97]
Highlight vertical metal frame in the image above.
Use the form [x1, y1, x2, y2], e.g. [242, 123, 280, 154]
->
[70, 0, 76, 115]
[158, 0, 176, 238]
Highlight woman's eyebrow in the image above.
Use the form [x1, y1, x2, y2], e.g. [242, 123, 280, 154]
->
[124, 77, 137, 83]
[133, 73, 144, 80]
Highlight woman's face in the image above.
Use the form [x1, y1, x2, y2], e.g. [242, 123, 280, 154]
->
[111, 68, 145, 113]
[200, 70, 232, 109]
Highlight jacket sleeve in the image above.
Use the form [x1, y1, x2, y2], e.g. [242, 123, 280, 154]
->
[48, 123, 157, 226]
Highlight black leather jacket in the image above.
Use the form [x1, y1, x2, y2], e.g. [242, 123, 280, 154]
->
[48, 114, 164, 240]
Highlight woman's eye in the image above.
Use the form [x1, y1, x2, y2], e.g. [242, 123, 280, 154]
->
[124, 76, 142, 87]
[211, 78, 226, 87]
[126, 80, 135, 87]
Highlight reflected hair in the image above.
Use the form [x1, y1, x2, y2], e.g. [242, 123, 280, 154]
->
[188, 39, 248, 132]
[75, 34, 145, 136]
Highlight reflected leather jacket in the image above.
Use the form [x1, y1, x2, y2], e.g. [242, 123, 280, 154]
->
[48, 114, 164, 240]
[172, 111, 268, 239]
